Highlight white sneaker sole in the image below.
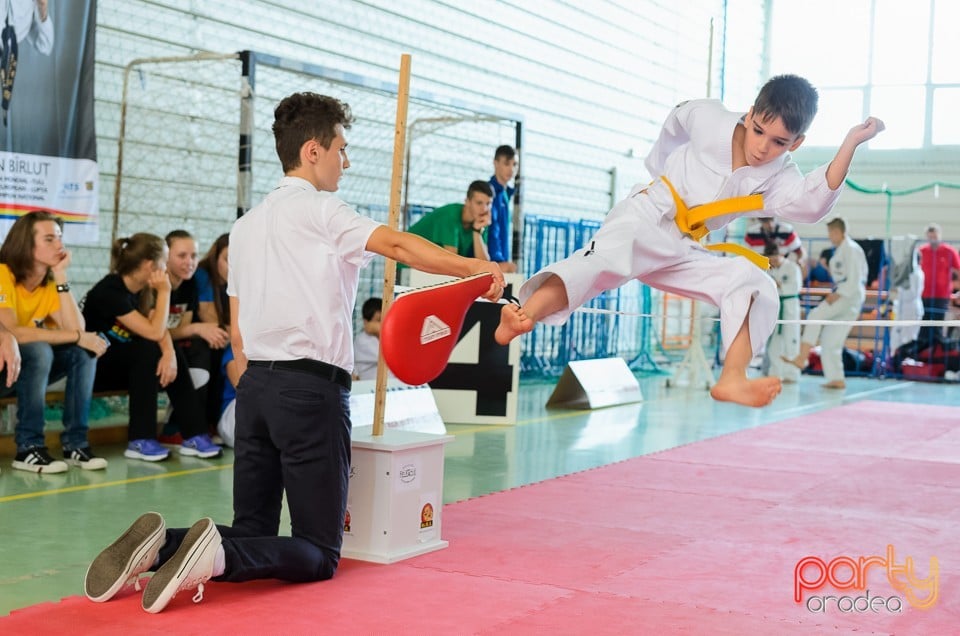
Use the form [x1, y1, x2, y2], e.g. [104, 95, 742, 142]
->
[179, 446, 222, 459]
[124, 449, 170, 462]
[85, 512, 166, 602]
[11, 459, 68, 474]
[66, 457, 109, 470]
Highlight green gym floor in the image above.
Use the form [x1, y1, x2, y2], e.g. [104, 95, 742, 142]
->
[0, 374, 956, 616]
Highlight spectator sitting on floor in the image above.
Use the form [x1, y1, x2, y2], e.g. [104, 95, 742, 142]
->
[353, 297, 392, 382]
[162, 230, 229, 441]
[194, 232, 231, 431]
[82, 233, 222, 462]
[215, 345, 239, 448]
[0, 211, 108, 473]
[807, 247, 834, 287]
[195, 233, 231, 329]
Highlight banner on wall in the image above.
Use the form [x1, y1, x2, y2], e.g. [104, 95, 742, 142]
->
[0, 0, 98, 244]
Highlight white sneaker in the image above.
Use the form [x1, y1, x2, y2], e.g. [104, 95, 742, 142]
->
[85, 512, 166, 602]
[141, 517, 221, 613]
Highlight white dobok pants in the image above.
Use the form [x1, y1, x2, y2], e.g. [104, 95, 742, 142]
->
[801, 296, 862, 383]
[766, 298, 801, 382]
[519, 192, 778, 356]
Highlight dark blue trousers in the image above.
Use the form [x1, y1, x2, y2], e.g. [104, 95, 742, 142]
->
[160, 364, 351, 582]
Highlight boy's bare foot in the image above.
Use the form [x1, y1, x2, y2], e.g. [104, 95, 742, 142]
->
[710, 376, 782, 408]
[822, 380, 846, 390]
[782, 354, 806, 370]
[495, 304, 533, 345]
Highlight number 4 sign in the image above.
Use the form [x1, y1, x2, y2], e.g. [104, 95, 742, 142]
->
[411, 271, 521, 425]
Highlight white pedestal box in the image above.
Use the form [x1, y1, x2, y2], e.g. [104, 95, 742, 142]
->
[341, 429, 453, 564]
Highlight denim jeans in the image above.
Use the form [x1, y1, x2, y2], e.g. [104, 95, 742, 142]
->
[10, 342, 96, 453]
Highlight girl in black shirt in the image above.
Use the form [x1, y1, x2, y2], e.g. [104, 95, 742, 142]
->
[82, 233, 222, 461]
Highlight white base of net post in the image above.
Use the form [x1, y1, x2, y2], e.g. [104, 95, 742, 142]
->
[665, 301, 715, 391]
[546, 358, 643, 409]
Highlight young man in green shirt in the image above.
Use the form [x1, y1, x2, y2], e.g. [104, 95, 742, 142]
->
[407, 180, 493, 260]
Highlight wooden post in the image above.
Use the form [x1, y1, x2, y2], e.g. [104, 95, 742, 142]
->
[372, 54, 412, 437]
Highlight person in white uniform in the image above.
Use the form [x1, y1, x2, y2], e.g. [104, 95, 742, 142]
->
[496, 75, 884, 407]
[764, 244, 803, 383]
[785, 218, 868, 389]
[889, 239, 924, 352]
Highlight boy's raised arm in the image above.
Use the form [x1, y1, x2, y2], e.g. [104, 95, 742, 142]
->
[825, 117, 885, 190]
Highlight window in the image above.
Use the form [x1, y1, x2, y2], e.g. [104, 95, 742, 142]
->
[766, 0, 959, 148]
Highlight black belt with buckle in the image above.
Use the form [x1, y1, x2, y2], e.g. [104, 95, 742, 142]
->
[248, 359, 352, 391]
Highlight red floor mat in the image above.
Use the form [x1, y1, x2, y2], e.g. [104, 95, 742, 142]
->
[2, 400, 957, 634]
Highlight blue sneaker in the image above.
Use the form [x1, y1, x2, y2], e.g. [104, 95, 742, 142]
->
[180, 434, 222, 459]
[124, 439, 170, 462]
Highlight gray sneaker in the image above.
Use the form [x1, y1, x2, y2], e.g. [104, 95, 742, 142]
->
[142, 517, 221, 613]
[84, 512, 166, 602]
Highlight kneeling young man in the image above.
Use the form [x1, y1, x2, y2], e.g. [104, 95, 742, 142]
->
[85, 92, 504, 613]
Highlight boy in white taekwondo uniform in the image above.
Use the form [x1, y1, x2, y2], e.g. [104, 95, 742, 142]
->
[496, 74, 884, 407]
[764, 244, 803, 383]
[786, 217, 868, 389]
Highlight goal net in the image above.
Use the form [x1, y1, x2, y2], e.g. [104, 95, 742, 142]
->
[111, 51, 521, 328]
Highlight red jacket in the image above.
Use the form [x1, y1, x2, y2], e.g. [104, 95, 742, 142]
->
[919, 242, 960, 298]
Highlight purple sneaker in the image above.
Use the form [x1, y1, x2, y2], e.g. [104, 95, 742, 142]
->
[180, 434, 222, 459]
[124, 439, 170, 462]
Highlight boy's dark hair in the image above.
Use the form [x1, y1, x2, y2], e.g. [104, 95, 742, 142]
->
[752, 74, 818, 136]
[763, 243, 781, 257]
[273, 92, 354, 173]
[826, 217, 846, 233]
[467, 180, 494, 199]
[494, 145, 516, 161]
[362, 297, 382, 321]
[165, 229, 193, 246]
[0, 210, 62, 283]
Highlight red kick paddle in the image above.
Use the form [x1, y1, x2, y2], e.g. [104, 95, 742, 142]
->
[380, 272, 494, 385]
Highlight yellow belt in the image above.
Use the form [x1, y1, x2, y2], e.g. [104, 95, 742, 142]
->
[660, 176, 769, 270]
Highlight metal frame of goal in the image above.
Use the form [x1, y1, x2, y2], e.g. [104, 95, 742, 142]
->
[111, 50, 524, 268]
